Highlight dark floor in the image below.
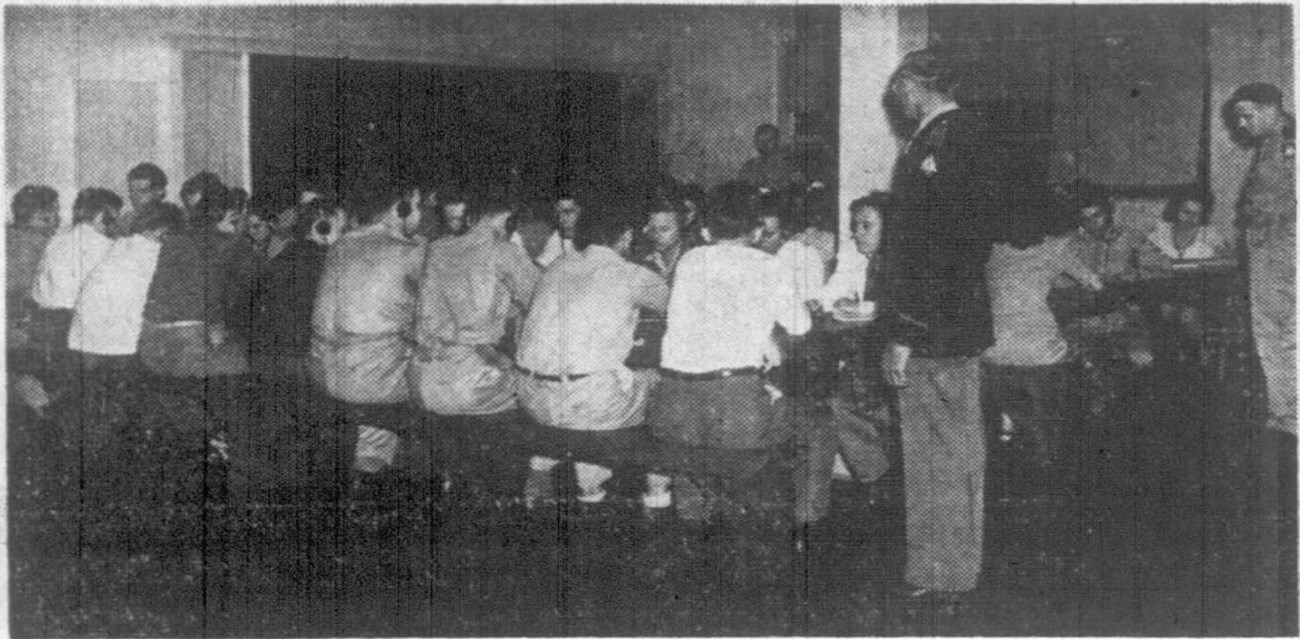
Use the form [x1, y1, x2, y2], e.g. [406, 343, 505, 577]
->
[8, 351, 1296, 637]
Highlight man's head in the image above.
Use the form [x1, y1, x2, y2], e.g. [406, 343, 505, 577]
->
[343, 170, 406, 233]
[705, 186, 766, 246]
[1062, 180, 1115, 238]
[753, 124, 781, 157]
[126, 162, 168, 211]
[849, 192, 889, 257]
[1163, 189, 1213, 227]
[71, 187, 123, 230]
[440, 189, 470, 237]
[642, 198, 685, 253]
[554, 194, 583, 238]
[11, 184, 59, 230]
[179, 171, 228, 226]
[467, 198, 516, 239]
[1226, 83, 1290, 143]
[886, 48, 961, 125]
[576, 208, 636, 256]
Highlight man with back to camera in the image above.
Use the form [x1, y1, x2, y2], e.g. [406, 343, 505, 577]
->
[409, 197, 540, 494]
[308, 171, 426, 495]
[514, 207, 670, 507]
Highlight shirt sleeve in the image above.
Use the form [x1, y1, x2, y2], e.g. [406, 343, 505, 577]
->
[500, 242, 541, 307]
[630, 264, 670, 313]
[769, 259, 811, 336]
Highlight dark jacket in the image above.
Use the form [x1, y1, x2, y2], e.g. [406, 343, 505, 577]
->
[879, 108, 1003, 358]
[242, 239, 327, 361]
[143, 228, 252, 325]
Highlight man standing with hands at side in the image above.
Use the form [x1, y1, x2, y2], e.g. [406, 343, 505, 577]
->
[876, 48, 1004, 604]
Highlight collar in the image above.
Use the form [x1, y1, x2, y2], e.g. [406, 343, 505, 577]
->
[583, 244, 622, 262]
[913, 101, 961, 141]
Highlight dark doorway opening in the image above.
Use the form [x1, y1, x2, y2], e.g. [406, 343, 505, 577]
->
[249, 54, 657, 204]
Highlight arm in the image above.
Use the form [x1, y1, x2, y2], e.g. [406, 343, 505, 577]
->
[500, 242, 541, 310]
[631, 265, 670, 314]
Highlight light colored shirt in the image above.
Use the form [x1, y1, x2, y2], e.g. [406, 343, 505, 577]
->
[533, 230, 576, 268]
[1146, 222, 1225, 260]
[31, 223, 113, 309]
[1066, 227, 1145, 281]
[67, 234, 162, 355]
[775, 233, 833, 304]
[984, 235, 1097, 366]
[661, 243, 811, 373]
[417, 225, 540, 347]
[517, 245, 669, 375]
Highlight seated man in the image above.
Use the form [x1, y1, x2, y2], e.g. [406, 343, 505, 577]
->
[515, 208, 670, 506]
[309, 174, 425, 487]
[409, 198, 539, 492]
[737, 124, 803, 192]
[647, 195, 811, 520]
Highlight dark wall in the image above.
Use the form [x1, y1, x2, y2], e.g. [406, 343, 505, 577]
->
[250, 54, 656, 204]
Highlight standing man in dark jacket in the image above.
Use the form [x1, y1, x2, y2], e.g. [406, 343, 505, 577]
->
[878, 48, 1003, 600]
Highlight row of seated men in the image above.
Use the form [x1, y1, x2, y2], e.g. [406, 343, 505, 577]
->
[7, 162, 862, 523]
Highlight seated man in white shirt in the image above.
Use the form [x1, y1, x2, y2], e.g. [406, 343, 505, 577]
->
[647, 196, 812, 520]
[515, 209, 670, 506]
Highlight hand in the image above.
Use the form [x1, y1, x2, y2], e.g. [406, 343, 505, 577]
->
[881, 342, 911, 387]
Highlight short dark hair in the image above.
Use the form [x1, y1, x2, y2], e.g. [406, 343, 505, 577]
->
[889, 47, 963, 98]
[224, 186, 249, 213]
[131, 201, 182, 235]
[643, 196, 686, 224]
[755, 123, 780, 137]
[1162, 187, 1214, 225]
[247, 188, 298, 221]
[849, 191, 891, 214]
[11, 184, 58, 226]
[468, 198, 514, 224]
[127, 162, 168, 190]
[706, 184, 765, 240]
[343, 171, 400, 226]
[179, 171, 228, 222]
[71, 188, 123, 225]
[575, 207, 635, 251]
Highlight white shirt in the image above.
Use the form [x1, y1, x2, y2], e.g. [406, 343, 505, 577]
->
[533, 230, 576, 268]
[661, 243, 811, 373]
[1146, 222, 1225, 260]
[31, 223, 114, 309]
[67, 234, 162, 355]
[775, 237, 832, 304]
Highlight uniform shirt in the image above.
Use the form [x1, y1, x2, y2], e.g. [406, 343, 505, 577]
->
[1238, 132, 1296, 255]
[660, 243, 810, 373]
[517, 245, 668, 375]
[738, 152, 800, 191]
[417, 225, 539, 348]
[67, 234, 162, 355]
[312, 225, 424, 340]
[31, 223, 113, 309]
[984, 235, 1097, 366]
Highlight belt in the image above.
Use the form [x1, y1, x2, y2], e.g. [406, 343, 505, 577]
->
[659, 366, 761, 382]
[514, 364, 591, 383]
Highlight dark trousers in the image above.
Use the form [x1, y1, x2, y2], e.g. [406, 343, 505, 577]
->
[981, 360, 1080, 498]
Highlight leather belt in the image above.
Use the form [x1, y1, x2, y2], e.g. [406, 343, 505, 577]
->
[659, 366, 761, 382]
[514, 364, 591, 383]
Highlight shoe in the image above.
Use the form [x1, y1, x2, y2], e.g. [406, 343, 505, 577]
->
[523, 468, 555, 509]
